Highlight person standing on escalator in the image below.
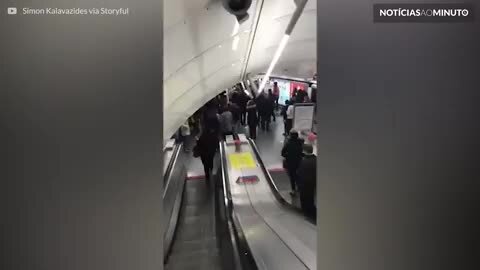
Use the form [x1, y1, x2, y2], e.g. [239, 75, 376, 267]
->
[297, 144, 317, 219]
[219, 105, 234, 139]
[281, 130, 304, 196]
[193, 125, 219, 182]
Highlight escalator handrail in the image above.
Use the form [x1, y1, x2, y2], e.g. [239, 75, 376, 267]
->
[248, 139, 316, 225]
[164, 142, 181, 179]
[163, 143, 182, 198]
[219, 142, 259, 270]
[162, 142, 186, 263]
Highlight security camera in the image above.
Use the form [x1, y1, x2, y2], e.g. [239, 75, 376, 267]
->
[222, 0, 252, 24]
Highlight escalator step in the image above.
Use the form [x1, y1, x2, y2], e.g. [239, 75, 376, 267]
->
[170, 237, 218, 254]
[166, 253, 222, 270]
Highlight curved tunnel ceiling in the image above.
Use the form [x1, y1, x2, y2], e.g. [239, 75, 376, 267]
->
[164, 0, 317, 140]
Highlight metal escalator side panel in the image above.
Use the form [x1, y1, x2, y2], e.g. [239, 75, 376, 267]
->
[164, 143, 182, 185]
[222, 141, 310, 270]
[163, 143, 187, 261]
[248, 139, 316, 225]
[219, 142, 259, 270]
[165, 179, 221, 270]
[163, 172, 186, 262]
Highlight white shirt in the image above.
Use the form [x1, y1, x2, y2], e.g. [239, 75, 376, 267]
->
[286, 105, 294, 119]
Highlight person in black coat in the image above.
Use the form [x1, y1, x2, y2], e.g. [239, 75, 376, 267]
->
[239, 91, 249, 126]
[297, 144, 316, 219]
[281, 130, 304, 195]
[203, 101, 220, 136]
[256, 93, 268, 130]
[194, 127, 219, 181]
[246, 98, 258, 139]
[267, 89, 276, 122]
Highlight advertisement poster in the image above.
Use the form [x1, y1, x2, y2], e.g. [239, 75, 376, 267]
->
[275, 79, 290, 106]
[267, 79, 290, 106]
[290, 81, 308, 97]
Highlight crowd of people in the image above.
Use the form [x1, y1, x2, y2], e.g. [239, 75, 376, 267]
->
[174, 81, 316, 218]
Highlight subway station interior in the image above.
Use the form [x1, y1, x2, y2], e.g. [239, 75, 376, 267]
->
[163, 0, 317, 269]
[3, 0, 478, 270]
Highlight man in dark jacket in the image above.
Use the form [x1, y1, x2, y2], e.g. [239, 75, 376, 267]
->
[281, 130, 304, 196]
[202, 101, 220, 134]
[239, 91, 249, 126]
[256, 93, 269, 131]
[297, 144, 316, 219]
[246, 98, 258, 139]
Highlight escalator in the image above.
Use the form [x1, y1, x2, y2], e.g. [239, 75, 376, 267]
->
[163, 141, 256, 270]
[249, 139, 316, 225]
[164, 134, 316, 270]
[165, 179, 221, 270]
[220, 134, 316, 270]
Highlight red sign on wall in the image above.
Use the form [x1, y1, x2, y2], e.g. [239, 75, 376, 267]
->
[289, 81, 307, 97]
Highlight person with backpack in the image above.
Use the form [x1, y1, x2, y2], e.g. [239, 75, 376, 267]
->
[193, 127, 219, 182]
[203, 101, 220, 136]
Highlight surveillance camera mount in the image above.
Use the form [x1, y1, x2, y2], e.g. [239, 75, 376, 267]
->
[222, 0, 252, 24]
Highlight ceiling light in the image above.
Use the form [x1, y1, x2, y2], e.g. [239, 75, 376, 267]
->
[231, 20, 240, 51]
[231, 21, 240, 36]
[232, 36, 240, 51]
[258, 34, 290, 93]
